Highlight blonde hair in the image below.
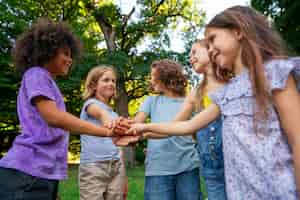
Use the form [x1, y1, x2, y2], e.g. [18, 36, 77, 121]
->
[82, 65, 117, 100]
[193, 39, 231, 112]
[192, 39, 209, 112]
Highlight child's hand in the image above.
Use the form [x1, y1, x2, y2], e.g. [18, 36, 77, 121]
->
[113, 117, 135, 136]
[125, 123, 147, 135]
[106, 117, 129, 136]
[112, 135, 140, 146]
[103, 120, 117, 130]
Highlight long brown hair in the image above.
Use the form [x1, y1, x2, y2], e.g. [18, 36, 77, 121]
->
[206, 6, 287, 120]
[193, 39, 209, 112]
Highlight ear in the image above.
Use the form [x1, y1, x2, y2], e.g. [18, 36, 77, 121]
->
[89, 82, 97, 91]
[232, 29, 243, 41]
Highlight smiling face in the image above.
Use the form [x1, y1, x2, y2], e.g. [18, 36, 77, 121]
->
[189, 42, 210, 74]
[94, 70, 117, 103]
[45, 47, 73, 77]
[205, 27, 241, 72]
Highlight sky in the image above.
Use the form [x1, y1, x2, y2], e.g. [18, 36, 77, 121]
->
[116, 0, 250, 53]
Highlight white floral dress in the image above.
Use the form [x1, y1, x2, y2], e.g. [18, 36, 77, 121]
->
[209, 58, 300, 199]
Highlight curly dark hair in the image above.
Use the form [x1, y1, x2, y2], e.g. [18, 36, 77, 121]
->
[151, 59, 187, 97]
[12, 18, 82, 74]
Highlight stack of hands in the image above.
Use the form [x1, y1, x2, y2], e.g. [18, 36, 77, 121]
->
[105, 117, 146, 146]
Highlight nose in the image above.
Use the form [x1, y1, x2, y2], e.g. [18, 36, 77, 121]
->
[207, 44, 214, 55]
[109, 80, 115, 86]
[207, 45, 216, 61]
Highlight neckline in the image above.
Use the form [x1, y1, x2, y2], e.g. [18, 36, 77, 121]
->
[230, 69, 248, 82]
[160, 95, 184, 102]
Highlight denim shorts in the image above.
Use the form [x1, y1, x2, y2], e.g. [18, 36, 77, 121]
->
[0, 167, 58, 200]
[144, 168, 202, 200]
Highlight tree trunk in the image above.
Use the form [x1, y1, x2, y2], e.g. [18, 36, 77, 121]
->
[93, 9, 136, 167]
[116, 84, 136, 168]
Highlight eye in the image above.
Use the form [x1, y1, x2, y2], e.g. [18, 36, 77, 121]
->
[63, 48, 71, 57]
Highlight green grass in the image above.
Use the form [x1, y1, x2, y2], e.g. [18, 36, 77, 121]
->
[58, 164, 145, 200]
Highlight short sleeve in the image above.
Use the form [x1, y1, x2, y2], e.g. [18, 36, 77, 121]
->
[23, 68, 56, 104]
[138, 96, 154, 116]
[82, 98, 99, 113]
[289, 57, 300, 90]
[264, 59, 296, 91]
[208, 86, 226, 108]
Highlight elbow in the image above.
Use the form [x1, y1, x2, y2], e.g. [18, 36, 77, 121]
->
[42, 112, 63, 128]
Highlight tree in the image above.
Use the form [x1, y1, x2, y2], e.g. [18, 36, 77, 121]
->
[0, 0, 205, 165]
[251, 0, 300, 54]
[80, 0, 204, 166]
[0, 0, 104, 155]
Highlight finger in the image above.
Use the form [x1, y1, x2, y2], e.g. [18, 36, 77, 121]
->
[119, 121, 131, 129]
[125, 128, 133, 135]
[125, 118, 135, 124]
[114, 126, 129, 134]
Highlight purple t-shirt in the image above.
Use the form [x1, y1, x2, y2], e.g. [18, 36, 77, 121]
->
[0, 67, 69, 180]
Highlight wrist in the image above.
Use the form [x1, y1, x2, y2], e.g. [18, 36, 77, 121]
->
[144, 124, 150, 132]
[105, 128, 113, 137]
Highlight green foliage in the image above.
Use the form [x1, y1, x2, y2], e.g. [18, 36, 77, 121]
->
[0, 0, 205, 157]
[252, 0, 300, 54]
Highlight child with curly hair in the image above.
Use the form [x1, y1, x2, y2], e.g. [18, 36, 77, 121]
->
[134, 59, 201, 200]
[0, 18, 116, 200]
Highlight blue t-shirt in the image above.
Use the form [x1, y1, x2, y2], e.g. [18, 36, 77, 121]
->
[139, 95, 200, 176]
[80, 98, 120, 163]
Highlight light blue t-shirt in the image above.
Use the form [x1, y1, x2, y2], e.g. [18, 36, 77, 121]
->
[80, 98, 120, 163]
[139, 95, 200, 176]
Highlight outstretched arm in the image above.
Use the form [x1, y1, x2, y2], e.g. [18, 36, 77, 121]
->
[174, 91, 195, 121]
[127, 103, 220, 136]
[273, 75, 300, 191]
[34, 97, 112, 137]
[86, 103, 113, 125]
[133, 112, 169, 139]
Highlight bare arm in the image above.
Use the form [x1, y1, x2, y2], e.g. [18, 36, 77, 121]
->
[34, 97, 112, 137]
[174, 90, 195, 121]
[86, 103, 112, 124]
[133, 112, 168, 139]
[272, 75, 300, 191]
[128, 103, 220, 136]
[133, 112, 148, 123]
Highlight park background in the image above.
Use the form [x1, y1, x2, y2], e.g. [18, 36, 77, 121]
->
[1, 0, 299, 199]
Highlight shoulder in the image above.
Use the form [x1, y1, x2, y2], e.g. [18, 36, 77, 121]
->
[84, 98, 111, 111]
[23, 67, 50, 80]
[142, 95, 157, 105]
[208, 71, 252, 106]
[264, 58, 298, 90]
[264, 58, 294, 75]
